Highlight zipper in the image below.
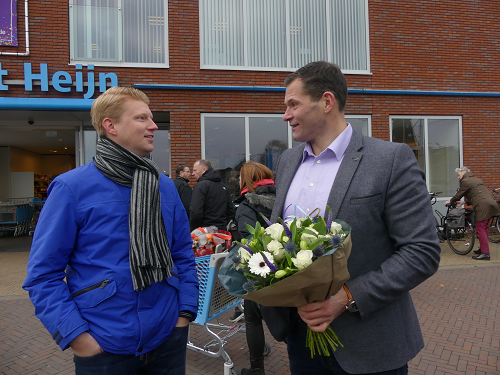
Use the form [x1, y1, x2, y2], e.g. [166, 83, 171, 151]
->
[71, 279, 110, 298]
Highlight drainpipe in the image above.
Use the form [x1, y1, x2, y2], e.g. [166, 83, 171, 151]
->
[0, 0, 30, 57]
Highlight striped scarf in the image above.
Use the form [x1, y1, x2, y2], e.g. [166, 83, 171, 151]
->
[94, 137, 173, 291]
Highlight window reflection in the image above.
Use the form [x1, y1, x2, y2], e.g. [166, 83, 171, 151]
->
[249, 117, 288, 173]
[391, 117, 461, 197]
[428, 119, 460, 196]
[204, 117, 245, 198]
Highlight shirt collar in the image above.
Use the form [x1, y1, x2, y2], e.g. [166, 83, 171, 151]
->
[302, 124, 353, 162]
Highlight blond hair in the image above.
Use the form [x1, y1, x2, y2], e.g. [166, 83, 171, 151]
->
[90, 86, 150, 136]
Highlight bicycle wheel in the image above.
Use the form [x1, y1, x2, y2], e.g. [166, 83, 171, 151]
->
[447, 224, 475, 255]
[488, 216, 500, 243]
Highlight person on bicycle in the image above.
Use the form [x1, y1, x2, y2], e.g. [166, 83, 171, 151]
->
[445, 166, 500, 260]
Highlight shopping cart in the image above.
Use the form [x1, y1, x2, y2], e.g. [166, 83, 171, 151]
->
[0, 200, 35, 237]
[187, 252, 243, 375]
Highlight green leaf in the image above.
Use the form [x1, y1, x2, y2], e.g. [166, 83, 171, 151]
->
[314, 217, 327, 235]
[284, 250, 293, 267]
[302, 228, 319, 236]
[302, 217, 312, 228]
[254, 221, 262, 237]
[307, 236, 331, 250]
[261, 234, 273, 251]
[290, 219, 297, 242]
[245, 222, 256, 235]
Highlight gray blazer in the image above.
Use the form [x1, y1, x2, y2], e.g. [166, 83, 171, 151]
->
[271, 130, 441, 373]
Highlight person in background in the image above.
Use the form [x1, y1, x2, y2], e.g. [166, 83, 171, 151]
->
[173, 164, 193, 219]
[270, 61, 441, 374]
[445, 166, 500, 260]
[23, 86, 198, 375]
[234, 161, 276, 375]
[190, 159, 236, 231]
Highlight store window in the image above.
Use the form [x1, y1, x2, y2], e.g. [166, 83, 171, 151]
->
[390, 116, 462, 197]
[69, 0, 168, 67]
[200, 0, 369, 72]
[202, 114, 371, 197]
[81, 127, 171, 176]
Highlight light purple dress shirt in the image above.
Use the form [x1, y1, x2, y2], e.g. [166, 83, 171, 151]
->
[283, 124, 353, 219]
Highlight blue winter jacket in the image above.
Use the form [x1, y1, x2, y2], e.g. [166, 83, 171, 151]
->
[23, 161, 199, 356]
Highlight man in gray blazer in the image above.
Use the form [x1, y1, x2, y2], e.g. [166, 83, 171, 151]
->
[270, 61, 441, 374]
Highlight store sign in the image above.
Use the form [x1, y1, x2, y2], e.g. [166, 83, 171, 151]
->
[0, 0, 17, 46]
[0, 63, 119, 99]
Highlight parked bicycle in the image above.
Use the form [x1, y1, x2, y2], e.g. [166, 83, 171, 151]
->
[430, 192, 476, 255]
[487, 188, 500, 243]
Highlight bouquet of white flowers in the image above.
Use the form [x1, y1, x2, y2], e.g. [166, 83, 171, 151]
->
[218, 208, 352, 357]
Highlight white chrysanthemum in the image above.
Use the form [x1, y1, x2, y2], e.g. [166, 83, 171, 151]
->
[330, 222, 343, 234]
[292, 249, 313, 270]
[248, 251, 274, 277]
[265, 223, 284, 241]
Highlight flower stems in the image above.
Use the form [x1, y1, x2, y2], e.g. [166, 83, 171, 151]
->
[306, 326, 344, 358]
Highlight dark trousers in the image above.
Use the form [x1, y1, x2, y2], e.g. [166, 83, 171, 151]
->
[74, 326, 189, 375]
[244, 299, 265, 364]
[287, 319, 408, 375]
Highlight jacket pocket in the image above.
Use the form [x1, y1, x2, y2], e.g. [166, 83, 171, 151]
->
[350, 193, 382, 206]
[165, 272, 180, 291]
[71, 279, 117, 309]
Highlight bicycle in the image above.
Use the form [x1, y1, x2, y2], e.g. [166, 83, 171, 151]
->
[487, 188, 500, 243]
[430, 192, 476, 255]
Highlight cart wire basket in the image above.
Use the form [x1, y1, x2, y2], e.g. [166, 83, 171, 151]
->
[188, 252, 243, 375]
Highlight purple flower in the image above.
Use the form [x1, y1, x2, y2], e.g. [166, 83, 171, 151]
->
[312, 246, 324, 257]
[326, 206, 334, 232]
[259, 213, 273, 227]
[261, 253, 278, 272]
[241, 244, 254, 255]
[285, 242, 297, 253]
[280, 219, 293, 239]
[331, 235, 341, 247]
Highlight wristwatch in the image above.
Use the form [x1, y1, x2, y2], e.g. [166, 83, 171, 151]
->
[343, 284, 358, 312]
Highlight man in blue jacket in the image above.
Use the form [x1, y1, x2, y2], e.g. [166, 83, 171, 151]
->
[23, 87, 199, 375]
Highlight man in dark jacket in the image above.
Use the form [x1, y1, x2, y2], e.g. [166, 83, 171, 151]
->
[173, 164, 192, 218]
[190, 159, 236, 231]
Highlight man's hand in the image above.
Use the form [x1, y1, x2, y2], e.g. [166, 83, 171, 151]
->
[70, 332, 103, 357]
[175, 317, 190, 327]
[297, 287, 349, 332]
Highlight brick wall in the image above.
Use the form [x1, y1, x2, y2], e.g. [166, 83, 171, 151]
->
[1, 0, 499, 187]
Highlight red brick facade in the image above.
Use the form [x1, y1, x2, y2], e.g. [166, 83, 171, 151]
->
[1, 0, 499, 188]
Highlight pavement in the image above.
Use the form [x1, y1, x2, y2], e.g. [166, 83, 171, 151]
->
[0, 235, 499, 375]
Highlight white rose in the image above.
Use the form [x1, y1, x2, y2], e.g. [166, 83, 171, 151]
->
[300, 228, 319, 245]
[330, 222, 343, 234]
[292, 250, 313, 270]
[267, 240, 285, 261]
[238, 247, 252, 262]
[265, 223, 284, 241]
[285, 217, 306, 229]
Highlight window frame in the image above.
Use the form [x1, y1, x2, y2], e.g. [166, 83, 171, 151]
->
[389, 115, 463, 197]
[69, 0, 170, 69]
[201, 113, 372, 160]
[199, 0, 371, 74]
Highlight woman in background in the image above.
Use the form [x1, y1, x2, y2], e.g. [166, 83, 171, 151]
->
[446, 166, 500, 260]
[234, 161, 276, 375]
